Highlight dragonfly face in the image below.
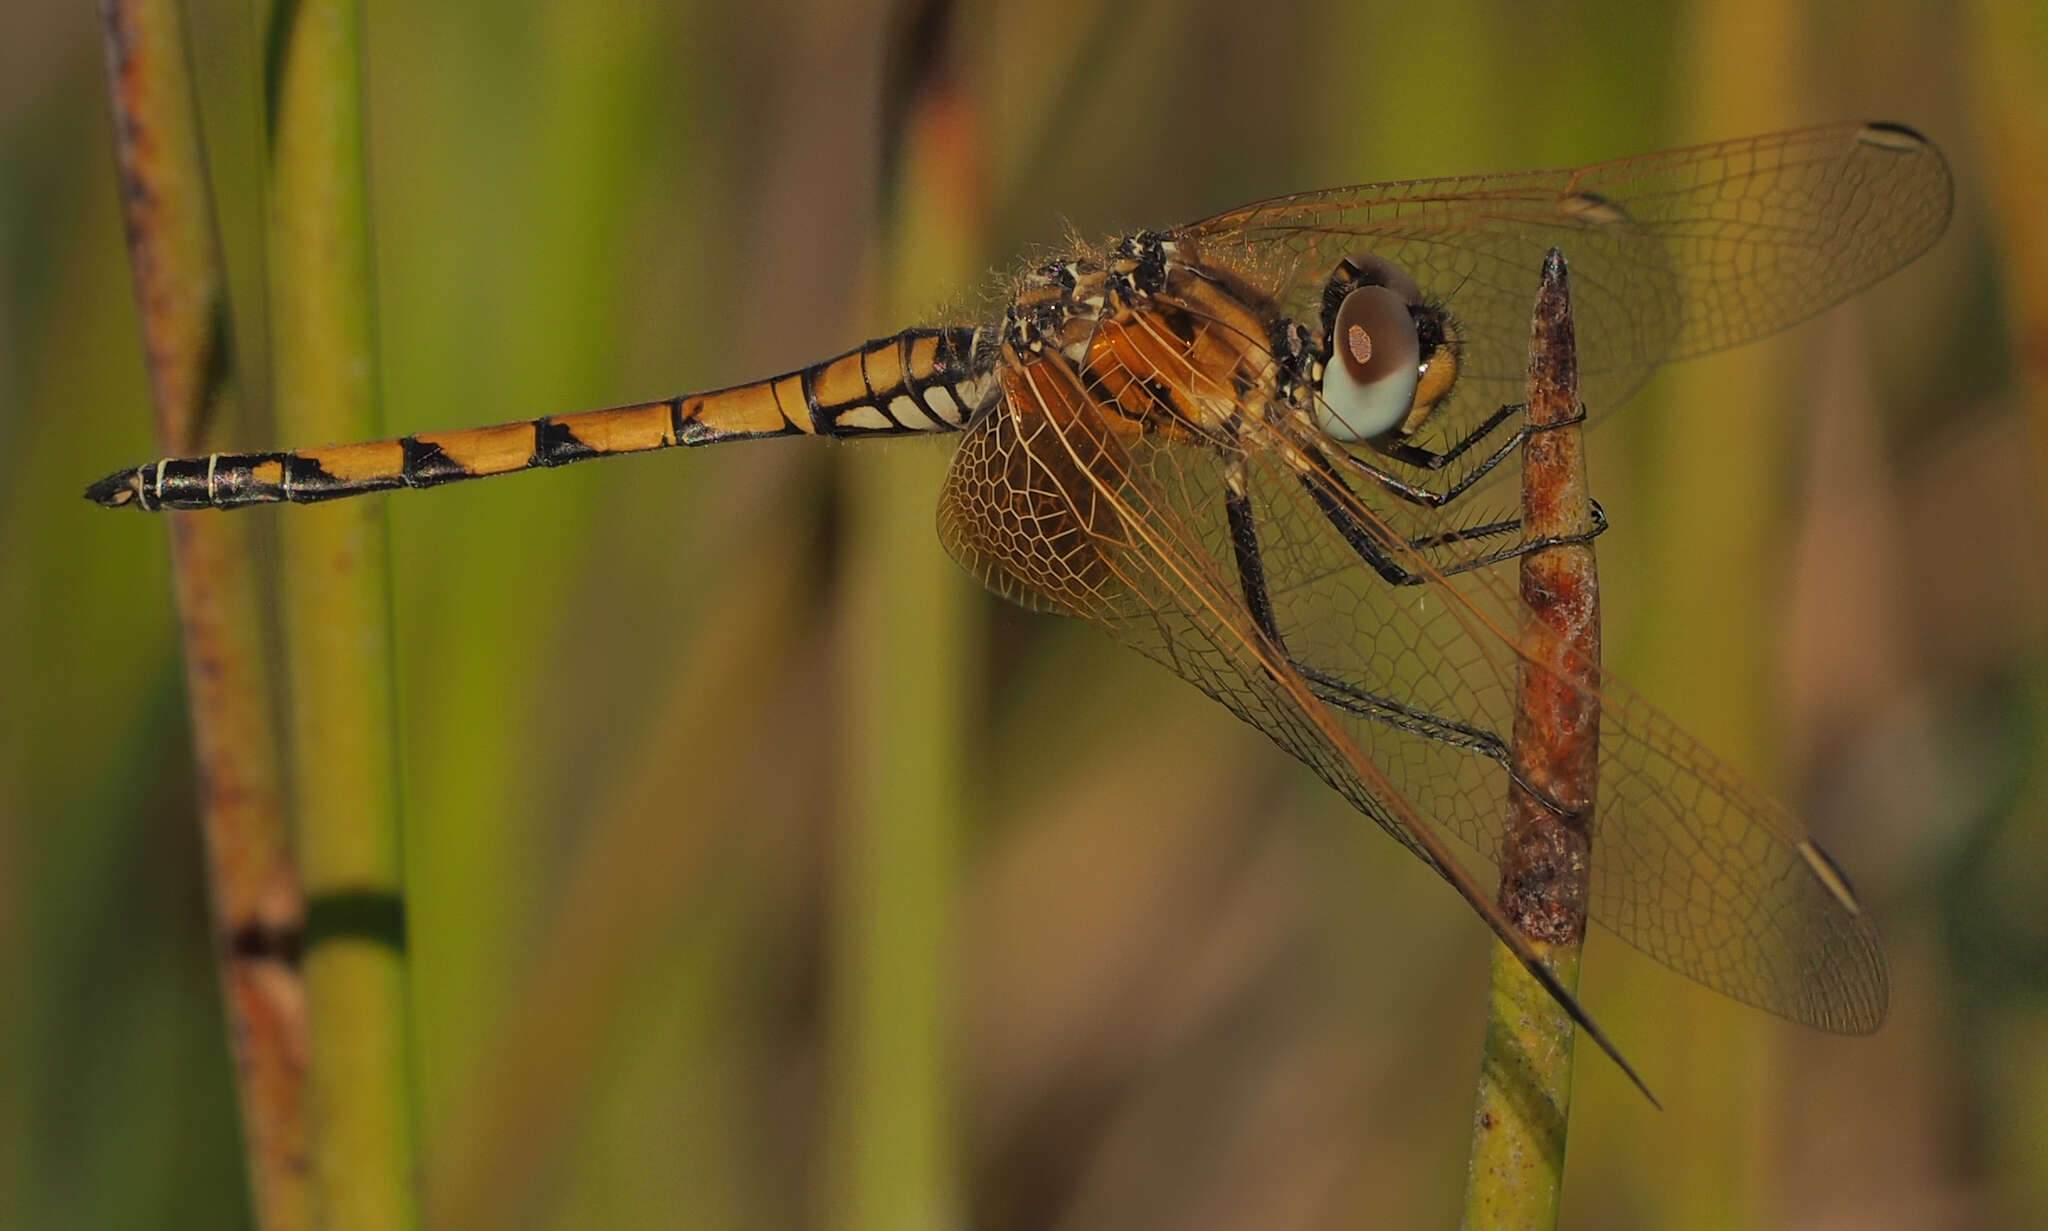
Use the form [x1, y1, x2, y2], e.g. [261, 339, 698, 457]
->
[1308, 252, 1462, 442]
[90, 123, 1954, 1051]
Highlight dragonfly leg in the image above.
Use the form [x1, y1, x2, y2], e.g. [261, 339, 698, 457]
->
[1340, 400, 1594, 512]
[1307, 653, 1585, 821]
[1295, 463, 1425, 587]
[1280, 450, 1603, 818]
[1338, 401, 1528, 508]
[1227, 454, 1531, 770]
[1224, 467, 1284, 649]
[1306, 421, 1606, 586]
[1375, 400, 1526, 474]
[1234, 485, 1587, 817]
[1296, 664, 1512, 760]
[1411, 501, 1610, 579]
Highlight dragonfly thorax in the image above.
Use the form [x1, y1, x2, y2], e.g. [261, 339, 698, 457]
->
[1001, 233, 1308, 444]
[1003, 231, 1181, 361]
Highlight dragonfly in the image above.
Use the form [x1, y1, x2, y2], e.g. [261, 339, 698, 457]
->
[89, 121, 1952, 1092]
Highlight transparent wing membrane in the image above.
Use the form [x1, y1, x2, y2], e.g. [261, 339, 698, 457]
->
[1181, 122, 1952, 455]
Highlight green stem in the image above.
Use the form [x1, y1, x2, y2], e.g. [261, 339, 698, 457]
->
[266, 1, 418, 1226]
[829, 446, 970, 1231]
[1464, 941, 1583, 1228]
[825, 40, 983, 1231]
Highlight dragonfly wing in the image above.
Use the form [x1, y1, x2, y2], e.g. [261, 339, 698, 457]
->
[1176, 122, 1952, 453]
[940, 330, 1887, 1032]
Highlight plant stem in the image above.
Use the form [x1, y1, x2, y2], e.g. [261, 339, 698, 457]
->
[825, 14, 982, 1228]
[96, 3, 308, 1226]
[265, 0, 418, 1225]
[1463, 249, 1600, 1230]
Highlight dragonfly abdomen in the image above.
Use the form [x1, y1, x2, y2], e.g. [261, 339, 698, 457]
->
[86, 326, 994, 511]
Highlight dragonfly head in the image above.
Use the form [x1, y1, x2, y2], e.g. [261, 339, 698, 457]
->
[1313, 254, 1460, 443]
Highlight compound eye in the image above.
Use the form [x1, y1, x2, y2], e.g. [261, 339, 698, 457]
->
[1343, 253, 1425, 305]
[1317, 285, 1421, 442]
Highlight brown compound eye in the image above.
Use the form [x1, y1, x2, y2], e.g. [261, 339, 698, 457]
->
[1342, 252, 1425, 306]
[1318, 285, 1421, 441]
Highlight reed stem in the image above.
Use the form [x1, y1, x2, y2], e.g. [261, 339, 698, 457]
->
[266, 0, 419, 1224]
[824, 14, 983, 1227]
[1463, 250, 1600, 1230]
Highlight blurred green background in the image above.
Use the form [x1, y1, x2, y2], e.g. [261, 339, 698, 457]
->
[6, 0, 2046, 1227]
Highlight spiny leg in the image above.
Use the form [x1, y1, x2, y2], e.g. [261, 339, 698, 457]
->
[1406, 502, 1611, 575]
[1373, 400, 1525, 479]
[1335, 399, 1566, 510]
[1246, 444, 1606, 816]
[1224, 451, 1517, 764]
[1224, 453, 1283, 648]
[1303, 423, 1606, 588]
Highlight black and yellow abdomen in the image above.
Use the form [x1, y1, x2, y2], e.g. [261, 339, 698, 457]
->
[87, 327, 991, 511]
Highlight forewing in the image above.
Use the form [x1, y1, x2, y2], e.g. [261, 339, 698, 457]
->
[1178, 122, 1952, 453]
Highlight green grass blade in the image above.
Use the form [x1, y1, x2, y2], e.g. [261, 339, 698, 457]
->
[265, 1, 418, 1224]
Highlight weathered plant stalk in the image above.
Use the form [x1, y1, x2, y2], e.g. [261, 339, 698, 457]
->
[1463, 249, 1601, 1229]
[95, 3, 308, 1226]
